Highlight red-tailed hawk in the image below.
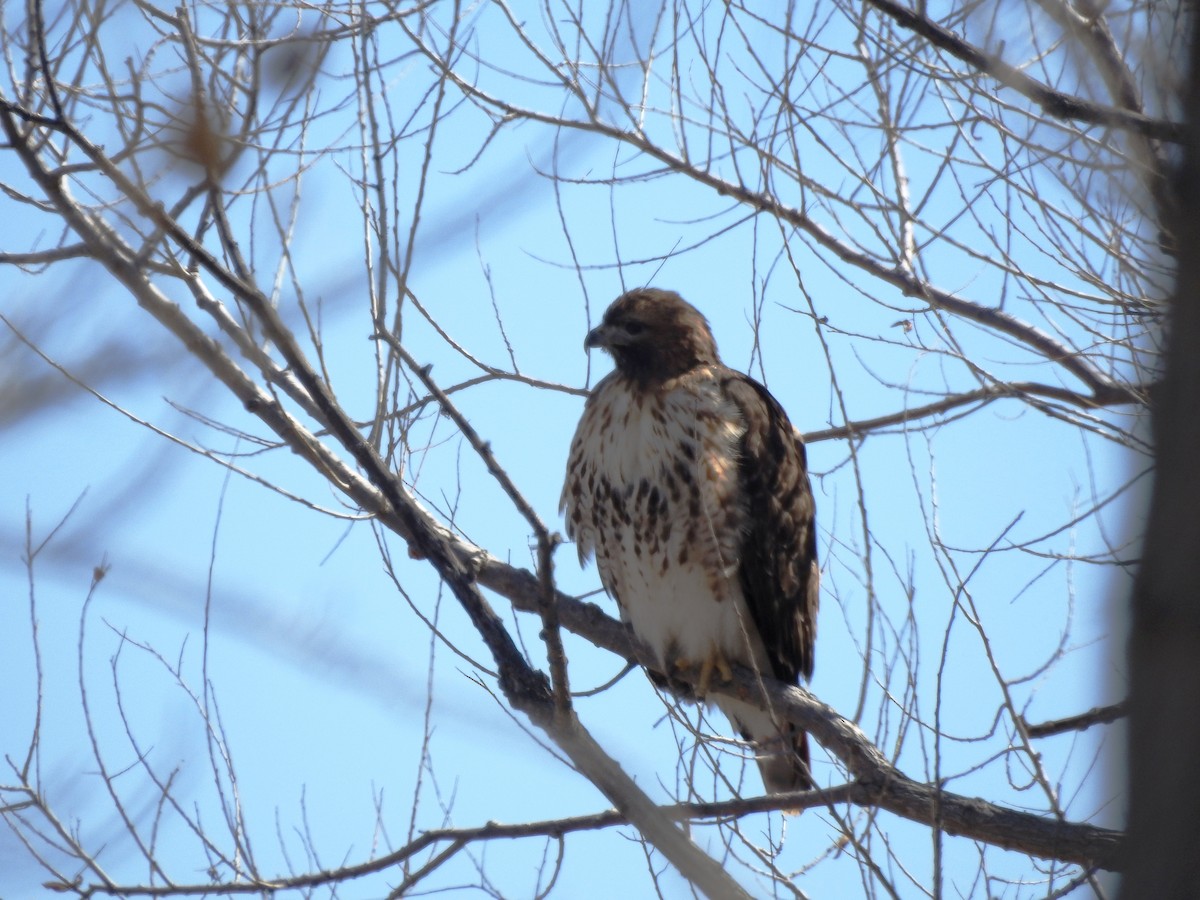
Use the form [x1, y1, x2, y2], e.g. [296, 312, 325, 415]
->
[561, 288, 819, 794]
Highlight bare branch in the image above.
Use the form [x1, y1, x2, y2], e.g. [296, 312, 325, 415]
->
[1022, 702, 1129, 739]
[862, 0, 1182, 143]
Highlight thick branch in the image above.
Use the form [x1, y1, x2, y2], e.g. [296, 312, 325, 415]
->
[719, 666, 1123, 871]
[1122, 14, 1200, 895]
[488, 560, 1124, 871]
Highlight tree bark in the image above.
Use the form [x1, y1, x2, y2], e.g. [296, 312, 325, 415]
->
[1121, 13, 1200, 898]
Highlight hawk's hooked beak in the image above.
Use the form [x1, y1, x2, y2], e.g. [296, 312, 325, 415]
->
[584, 324, 615, 350]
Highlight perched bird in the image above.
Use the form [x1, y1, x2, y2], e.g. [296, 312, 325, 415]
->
[561, 288, 819, 794]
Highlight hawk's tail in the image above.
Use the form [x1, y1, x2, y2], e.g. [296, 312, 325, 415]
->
[716, 695, 813, 794]
[755, 724, 812, 794]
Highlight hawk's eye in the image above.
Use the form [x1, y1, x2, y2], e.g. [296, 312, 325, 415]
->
[625, 321, 646, 336]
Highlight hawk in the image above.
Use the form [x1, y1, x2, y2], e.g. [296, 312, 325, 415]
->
[561, 288, 819, 794]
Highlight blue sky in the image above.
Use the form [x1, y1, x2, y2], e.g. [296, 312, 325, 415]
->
[0, 2, 1147, 896]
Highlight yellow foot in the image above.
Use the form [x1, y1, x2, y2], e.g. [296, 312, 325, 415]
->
[670, 650, 734, 698]
[671, 657, 700, 697]
[695, 650, 734, 698]
[715, 653, 733, 684]
[673, 657, 696, 676]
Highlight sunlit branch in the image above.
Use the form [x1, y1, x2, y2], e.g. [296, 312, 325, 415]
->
[484, 559, 1124, 871]
[378, 332, 573, 715]
[803, 379, 1149, 444]
[0, 0, 1158, 893]
[0, 84, 759, 900]
[69, 788, 860, 897]
[415, 60, 1136, 401]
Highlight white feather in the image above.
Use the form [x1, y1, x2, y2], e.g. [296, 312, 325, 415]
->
[569, 369, 771, 675]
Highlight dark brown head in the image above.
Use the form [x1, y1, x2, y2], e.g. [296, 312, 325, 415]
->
[584, 288, 720, 386]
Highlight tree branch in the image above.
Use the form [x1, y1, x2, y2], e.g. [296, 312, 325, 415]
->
[1021, 702, 1128, 739]
[70, 787, 862, 897]
[416, 58, 1137, 401]
[488, 559, 1124, 871]
[862, 0, 1182, 143]
[0, 94, 756, 900]
[803, 379, 1149, 444]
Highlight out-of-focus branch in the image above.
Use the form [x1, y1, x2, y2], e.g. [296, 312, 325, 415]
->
[0, 90, 754, 900]
[1122, 12, 1200, 897]
[1021, 702, 1128, 739]
[416, 58, 1137, 403]
[1029, 0, 1173, 222]
[0, 245, 92, 266]
[861, 0, 1182, 144]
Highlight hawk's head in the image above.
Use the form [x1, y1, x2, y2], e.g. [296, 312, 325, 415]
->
[585, 288, 720, 386]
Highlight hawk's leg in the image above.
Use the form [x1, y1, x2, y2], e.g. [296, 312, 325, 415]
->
[674, 647, 734, 698]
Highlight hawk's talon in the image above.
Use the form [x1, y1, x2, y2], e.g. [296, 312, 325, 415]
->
[697, 654, 715, 697]
[686, 650, 732, 698]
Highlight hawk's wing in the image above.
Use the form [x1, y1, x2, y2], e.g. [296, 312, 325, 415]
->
[721, 372, 818, 684]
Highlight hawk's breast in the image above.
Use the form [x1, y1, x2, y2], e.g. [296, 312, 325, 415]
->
[561, 370, 771, 672]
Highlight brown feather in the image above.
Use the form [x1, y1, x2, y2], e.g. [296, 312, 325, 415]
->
[563, 288, 819, 794]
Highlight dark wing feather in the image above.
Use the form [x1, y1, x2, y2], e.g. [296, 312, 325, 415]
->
[721, 372, 818, 684]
